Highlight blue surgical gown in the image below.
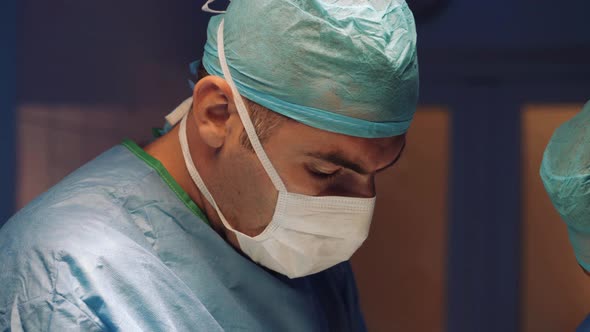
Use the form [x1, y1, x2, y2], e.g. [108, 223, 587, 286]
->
[578, 314, 590, 332]
[0, 140, 367, 331]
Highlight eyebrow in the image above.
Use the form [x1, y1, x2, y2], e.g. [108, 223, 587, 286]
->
[305, 140, 406, 175]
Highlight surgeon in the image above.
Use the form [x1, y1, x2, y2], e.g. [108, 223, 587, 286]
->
[0, 0, 418, 330]
[540, 101, 590, 332]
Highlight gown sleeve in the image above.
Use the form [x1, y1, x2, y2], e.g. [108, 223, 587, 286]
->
[1, 293, 105, 332]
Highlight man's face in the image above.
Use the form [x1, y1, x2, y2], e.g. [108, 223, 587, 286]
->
[208, 112, 405, 237]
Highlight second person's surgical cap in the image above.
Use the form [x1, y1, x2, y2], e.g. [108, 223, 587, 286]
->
[198, 0, 419, 138]
[541, 101, 590, 272]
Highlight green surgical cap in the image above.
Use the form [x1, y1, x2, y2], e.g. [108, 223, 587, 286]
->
[200, 0, 419, 138]
[540, 101, 590, 271]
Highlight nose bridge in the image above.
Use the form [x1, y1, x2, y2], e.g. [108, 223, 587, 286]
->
[357, 174, 376, 198]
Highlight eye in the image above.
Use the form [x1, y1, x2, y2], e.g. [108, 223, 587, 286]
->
[307, 166, 340, 180]
[310, 171, 338, 179]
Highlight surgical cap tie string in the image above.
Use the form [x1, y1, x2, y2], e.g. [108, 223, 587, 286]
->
[202, 0, 230, 14]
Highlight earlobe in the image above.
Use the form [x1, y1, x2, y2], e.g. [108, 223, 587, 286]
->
[191, 77, 234, 149]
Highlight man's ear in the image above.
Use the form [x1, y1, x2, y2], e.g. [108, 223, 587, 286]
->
[191, 76, 235, 149]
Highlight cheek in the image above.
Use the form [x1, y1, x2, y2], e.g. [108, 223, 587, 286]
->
[217, 147, 279, 233]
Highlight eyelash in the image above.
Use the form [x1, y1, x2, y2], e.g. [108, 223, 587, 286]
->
[308, 169, 340, 181]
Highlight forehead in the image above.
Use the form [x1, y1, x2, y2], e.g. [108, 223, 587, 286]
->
[269, 119, 405, 168]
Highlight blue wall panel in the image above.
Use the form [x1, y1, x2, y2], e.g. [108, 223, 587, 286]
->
[0, 0, 17, 223]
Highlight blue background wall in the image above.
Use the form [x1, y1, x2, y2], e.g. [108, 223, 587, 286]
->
[0, 0, 17, 224]
[414, 1, 590, 331]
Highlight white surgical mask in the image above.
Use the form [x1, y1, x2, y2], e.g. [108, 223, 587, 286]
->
[166, 19, 376, 278]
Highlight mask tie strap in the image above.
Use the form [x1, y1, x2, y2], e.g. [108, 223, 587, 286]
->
[164, 97, 193, 128]
[216, 19, 287, 192]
